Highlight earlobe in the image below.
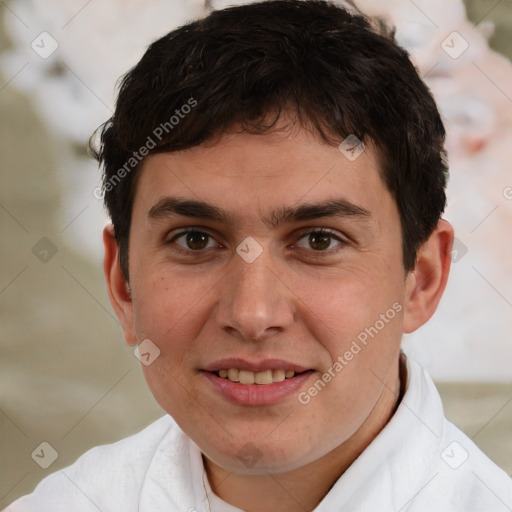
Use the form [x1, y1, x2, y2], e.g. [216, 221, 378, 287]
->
[103, 225, 138, 345]
[403, 220, 454, 334]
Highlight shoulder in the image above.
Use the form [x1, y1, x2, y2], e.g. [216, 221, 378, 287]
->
[421, 419, 512, 512]
[4, 415, 178, 512]
[405, 360, 512, 511]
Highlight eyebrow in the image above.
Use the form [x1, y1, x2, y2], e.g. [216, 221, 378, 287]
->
[147, 196, 371, 228]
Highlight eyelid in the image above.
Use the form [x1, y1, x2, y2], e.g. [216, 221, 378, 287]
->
[164, 226, 349, 253]
[293, 227, 349, 251]
[296, 227, 347, 241]
[166, 227, 222, 248]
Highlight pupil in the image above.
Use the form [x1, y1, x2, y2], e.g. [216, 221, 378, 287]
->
[309, 233, 330, 250]
[187, 232, 208, 250]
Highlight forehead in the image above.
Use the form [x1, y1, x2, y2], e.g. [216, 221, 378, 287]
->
[135, 127, 389, 211]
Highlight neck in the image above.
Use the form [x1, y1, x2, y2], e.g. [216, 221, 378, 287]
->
[204, 356, 407, 512]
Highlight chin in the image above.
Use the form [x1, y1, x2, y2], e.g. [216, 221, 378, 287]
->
[202, 435, 328, 475]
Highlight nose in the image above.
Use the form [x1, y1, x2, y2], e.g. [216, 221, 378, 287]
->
[214, 251, 295, 342]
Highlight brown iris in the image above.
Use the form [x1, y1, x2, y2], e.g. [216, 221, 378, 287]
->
[308, 232, 331, 250]
[186, 232, 209, 250]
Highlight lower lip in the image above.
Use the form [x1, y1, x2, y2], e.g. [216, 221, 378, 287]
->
[202, 370, 314, 406]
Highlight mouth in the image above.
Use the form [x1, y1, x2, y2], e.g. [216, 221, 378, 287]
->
[212, 368, 304, 385]
[201, 358, 315, 406]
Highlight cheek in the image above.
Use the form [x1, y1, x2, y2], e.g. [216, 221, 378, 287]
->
[291, 265, 405, 419]
[132, 267, 212, 339]
[292, 264, 404, 347]
[130, 270, 217, 405]
[131, 273, 208, 417]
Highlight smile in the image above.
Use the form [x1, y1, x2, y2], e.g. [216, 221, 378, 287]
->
[202, 360, 315, 406]
[214, 368, 298, 385]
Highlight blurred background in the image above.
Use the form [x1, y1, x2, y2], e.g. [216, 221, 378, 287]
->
[1, 0, 511, 505]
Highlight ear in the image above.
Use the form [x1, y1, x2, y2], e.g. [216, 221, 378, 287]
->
[103, 225, 137, 345]
[403, 220, 454, 334]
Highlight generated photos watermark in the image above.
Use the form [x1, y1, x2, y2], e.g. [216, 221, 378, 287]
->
[134, 338, 161, 366]
[338, 134, 365, 161]
[93, 97, 198, 199]
[298, 301, 403, 404]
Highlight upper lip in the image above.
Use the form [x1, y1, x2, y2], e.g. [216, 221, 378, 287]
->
[203, 358, 311, 373]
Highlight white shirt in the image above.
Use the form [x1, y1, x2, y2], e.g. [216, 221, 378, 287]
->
[6, 359, 511, 512]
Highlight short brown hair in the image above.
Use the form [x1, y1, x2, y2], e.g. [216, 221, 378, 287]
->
[90, 0, 448, 280]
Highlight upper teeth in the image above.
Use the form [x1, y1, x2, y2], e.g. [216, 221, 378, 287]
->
[218, 369, 296, 384]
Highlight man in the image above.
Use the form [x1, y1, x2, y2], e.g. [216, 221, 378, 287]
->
[6, 1, 511, 511]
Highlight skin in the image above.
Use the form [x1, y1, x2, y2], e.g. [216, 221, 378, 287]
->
[104, 120, 453, 512]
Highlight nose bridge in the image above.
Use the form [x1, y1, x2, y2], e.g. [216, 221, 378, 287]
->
[215, 248, 294, 341]
[236, 255, 274, 304]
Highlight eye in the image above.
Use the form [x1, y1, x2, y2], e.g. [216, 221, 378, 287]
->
[171, 230, 218, 251]
[295, 229, 344, 251]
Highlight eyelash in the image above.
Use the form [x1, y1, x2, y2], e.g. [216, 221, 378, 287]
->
[166, 227, 347, 255]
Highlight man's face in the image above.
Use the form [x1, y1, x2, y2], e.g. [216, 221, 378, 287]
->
[125, 124, 411, 473]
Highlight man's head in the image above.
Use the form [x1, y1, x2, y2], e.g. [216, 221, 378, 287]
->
[96, 0, 453, 482]
[91, 0, 448, 281]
